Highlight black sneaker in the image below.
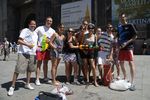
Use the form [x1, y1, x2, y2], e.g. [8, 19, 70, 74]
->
[43, 78, 49, 83]
[72, 80, 80, 85]
[129, 84, 136, 91]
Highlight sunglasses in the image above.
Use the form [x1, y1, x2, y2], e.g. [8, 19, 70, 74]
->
[107, 27, 113, 29]
[88, 28, 94, 30]
[68, 30, 74, 32]
[60, 27, 64, 28]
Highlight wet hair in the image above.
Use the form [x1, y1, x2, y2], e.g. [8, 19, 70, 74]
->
[45, 16, 52, 22]
[82, 20, 88, 24]
[28, 20, 36, 24]
[106, 23, 113, 28]
[79, 25, 85, 30]
[57, 23, 64, 28]
[88, 23, 95, 29]
[119, 12, 126, 17]
[68, 28, 75, 32]
[112, 27, 117, 32]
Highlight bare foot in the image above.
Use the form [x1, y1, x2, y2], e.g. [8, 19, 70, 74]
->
[94, 82, 99, 87]
[52, 81, 60, 86]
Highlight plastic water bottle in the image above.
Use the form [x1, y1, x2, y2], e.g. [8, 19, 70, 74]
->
[34, 96, 39, 100]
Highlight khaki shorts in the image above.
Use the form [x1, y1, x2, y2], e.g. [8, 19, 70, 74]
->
[15, 54, 36, 74]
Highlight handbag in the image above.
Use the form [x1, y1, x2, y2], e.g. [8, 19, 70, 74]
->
[37, 91, 62, 100]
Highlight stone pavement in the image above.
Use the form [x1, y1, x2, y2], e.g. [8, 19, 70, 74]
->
[0, 53, 150, 100]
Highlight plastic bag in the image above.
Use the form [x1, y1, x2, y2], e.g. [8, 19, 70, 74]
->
[109, 80, 131, 91]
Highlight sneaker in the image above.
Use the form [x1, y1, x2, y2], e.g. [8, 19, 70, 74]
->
[129, 84, 136, 91]
[72, 80, 80, 85]
[7, 87, 14, 96]
[43, 78, 49, 82]
[25, 84, 34, 90]
[80, 80, 86, 85]
[35, 80, 41, 86]
[47, 80, 52, 84]
[97, 75, 102, 80]
[66, 82, 70, 85]
[116, 76, 121, 80]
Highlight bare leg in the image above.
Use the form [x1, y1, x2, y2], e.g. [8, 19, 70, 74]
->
[116, 63, 120, 78]
[55, 58, 61, 77]
[43, 60, 48, 79]
[81, 60, 86, 80]
[72, 61, 78, 80]
[65, 61, 71, 82]
[51, 58, 60, 85]
[83, 59, 89, 82]
[129, 61, 135, 84]
[11, 72, 19, 87]
[89, 59, 98, 86]
[120, 61, 126, 80]
[26, 71, 31, 84]
[98, 64, 103, 79]
[3, 49, 6, 60]
[36, 60, 42, 80]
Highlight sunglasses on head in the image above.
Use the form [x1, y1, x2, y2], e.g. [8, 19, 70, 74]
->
[68, 30, 74, 32]
[89, 28, 94, 30]
[60, 26, 64, 28]
[107, 27, 113, 29]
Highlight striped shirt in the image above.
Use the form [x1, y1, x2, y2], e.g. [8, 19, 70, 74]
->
[97, 32, 114, 53]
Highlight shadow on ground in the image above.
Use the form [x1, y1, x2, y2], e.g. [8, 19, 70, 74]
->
[1, 78, 36, 91]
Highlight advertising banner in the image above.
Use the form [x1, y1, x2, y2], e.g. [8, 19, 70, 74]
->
[112, 0, 150, 25]
[61, 0, 91, 29]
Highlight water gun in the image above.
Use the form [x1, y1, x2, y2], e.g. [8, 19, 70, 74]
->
[79, 44, 88, 50]
[41, 34, 49, 51]
[79, 44, 103, 51]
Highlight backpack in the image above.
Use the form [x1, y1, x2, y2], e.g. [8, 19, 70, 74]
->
[35, 91, 62, 100]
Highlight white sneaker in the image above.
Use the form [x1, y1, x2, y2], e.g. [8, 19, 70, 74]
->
[7, 87, 14, 96]
[35, 80, 41, 86]
[66, 82, 70, 85]
[25, 84, 34, 90]
[47, 80, 52, 84]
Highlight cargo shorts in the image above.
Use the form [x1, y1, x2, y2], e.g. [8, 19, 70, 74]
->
[15, 53, 36, 74]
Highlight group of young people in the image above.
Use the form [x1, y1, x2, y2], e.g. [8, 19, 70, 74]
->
[7, 12, 137, 96]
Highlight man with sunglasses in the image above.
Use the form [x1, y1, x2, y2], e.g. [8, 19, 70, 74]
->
[97, 24, 114, 82]
[118, 13, 137, 91]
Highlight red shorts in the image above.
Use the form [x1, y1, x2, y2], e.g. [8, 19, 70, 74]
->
[36, 51, 51, 60]
[118, 50, 133, 61]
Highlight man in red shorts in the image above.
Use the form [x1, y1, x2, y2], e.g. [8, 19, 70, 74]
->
[35, 16, 55, 85]
[118, 13, 137, 91]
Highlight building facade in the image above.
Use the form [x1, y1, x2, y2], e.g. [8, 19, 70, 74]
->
[0, 0, 112, 42]
[0, 0, 7, 41]
[0, 0, 149, 54]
